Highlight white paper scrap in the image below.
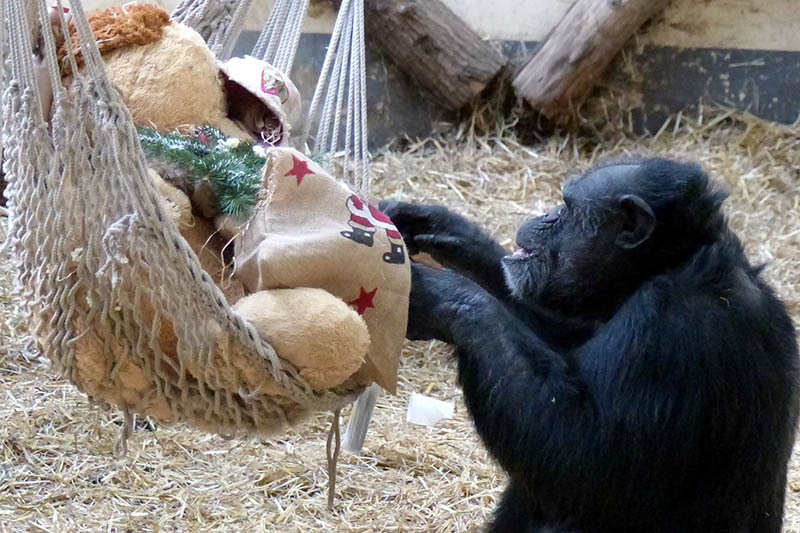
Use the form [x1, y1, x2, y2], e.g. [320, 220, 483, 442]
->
[406, 392, 455, 427]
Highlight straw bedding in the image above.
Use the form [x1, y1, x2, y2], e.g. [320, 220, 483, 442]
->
[0, 106, 798, 531]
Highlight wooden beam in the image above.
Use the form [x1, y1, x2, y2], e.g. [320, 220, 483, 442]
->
[513, 0, 670, 120]
[363, 0, 507, 111]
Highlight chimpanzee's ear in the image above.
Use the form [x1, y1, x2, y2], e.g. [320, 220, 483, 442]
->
[616, 194, 655, 249]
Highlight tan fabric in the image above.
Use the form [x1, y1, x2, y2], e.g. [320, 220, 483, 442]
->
[234, 148, 411, 394]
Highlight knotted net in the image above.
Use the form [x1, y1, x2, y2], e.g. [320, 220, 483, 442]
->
[0, 0, 363, 438]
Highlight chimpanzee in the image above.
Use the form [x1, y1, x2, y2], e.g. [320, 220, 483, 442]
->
[380, 158, 799, 532]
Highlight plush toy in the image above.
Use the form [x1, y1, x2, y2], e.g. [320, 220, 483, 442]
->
[57, 4, 301, 146]
[232, 290, 370, 390]
[48, 3, 410, 401]
[46, 4, 394, 400]
[148, 163, 370, 396]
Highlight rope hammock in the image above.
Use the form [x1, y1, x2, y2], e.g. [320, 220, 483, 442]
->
[0, 0, 380, 443]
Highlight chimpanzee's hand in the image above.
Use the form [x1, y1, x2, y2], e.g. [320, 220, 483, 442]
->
[406, 263, 491, 343]
[379, 200, 505, 269]
[407, 263, 455, 341]
[380, 200, 511, 298]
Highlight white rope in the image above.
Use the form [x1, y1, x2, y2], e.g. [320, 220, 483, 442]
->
[251, 0, 309, 75]
[283, 0, 310, 73]
[8, 0, 41, 113]
[0, 0, 6, 86]
[171, 0, 248, 59]
[252, 0, 290, 62]
[54, 0, 80, 84]
[318, 4, 352, 155]
[37, 1, 64, 106]
[328, 16, 351, 156]
[299, 0, 371, 196]
[217, 0, 256, 61]
[0, 0, 6, 220]
[348, 8, 362, 193]
[344, 31, 355, 183]
[300, 0, 352, 147]
[355, 0, 369, 192]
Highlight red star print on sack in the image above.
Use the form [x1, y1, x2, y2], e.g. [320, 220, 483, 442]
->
[348, 287, 377, 315]
[285, 155, 313, 185]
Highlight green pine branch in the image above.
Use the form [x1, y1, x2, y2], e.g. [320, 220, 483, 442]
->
[137, 125, 266, 217]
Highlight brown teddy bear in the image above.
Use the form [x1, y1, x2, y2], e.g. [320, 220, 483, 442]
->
[57, 4, 300, 145]
[43, 4, 409, 413]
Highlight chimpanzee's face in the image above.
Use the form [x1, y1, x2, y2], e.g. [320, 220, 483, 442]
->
[501, 163, 648, 318]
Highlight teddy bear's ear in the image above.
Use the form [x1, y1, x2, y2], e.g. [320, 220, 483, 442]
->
[56, 4, 171, 74]
[219, 56, 303, 147]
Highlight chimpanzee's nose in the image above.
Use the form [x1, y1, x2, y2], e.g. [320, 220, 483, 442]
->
[539, 209, 560, 224]
[516, 206, 563, 247]
[536, 205, 564, 225]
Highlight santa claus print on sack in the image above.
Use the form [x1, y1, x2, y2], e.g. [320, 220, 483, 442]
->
[341, 195, 406, 264]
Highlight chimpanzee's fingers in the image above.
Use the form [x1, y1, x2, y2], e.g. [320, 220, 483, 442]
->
[379, 200, 445, 240]
[413, 234, 462, 255]
[378, 199, 423, 221]
[406, 263, 450, 341]
[377, 199, 402, 215]
[380, 200, 436, 224]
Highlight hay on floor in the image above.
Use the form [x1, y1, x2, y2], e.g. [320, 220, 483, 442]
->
[0, 106, 798, 532]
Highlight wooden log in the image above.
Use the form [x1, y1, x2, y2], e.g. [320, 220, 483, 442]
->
[513, 0, 671, 120]
[363, 0, 507, 111]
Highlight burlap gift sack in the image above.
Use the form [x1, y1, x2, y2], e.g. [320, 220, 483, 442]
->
[234, 148, 411, 393]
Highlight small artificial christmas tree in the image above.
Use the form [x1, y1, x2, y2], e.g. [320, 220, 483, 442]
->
[137, 125, 267, 217]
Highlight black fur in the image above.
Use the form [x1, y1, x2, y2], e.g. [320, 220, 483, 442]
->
[380, 158, 800, 532]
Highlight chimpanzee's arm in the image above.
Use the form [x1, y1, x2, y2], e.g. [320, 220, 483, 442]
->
[409, 264, 754, 525]
[409, 264, 597, 476]
[379, 200, 510, 298]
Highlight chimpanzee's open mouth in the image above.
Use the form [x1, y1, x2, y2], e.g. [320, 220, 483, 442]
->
[223, 75, 284, 147]
[241, 112, 282, 146]
[510, 248, 533, 259]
